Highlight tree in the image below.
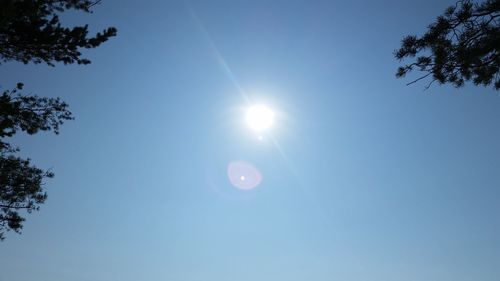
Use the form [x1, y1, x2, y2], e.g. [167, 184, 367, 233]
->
[0, 0, 116, 65]
[395, 0, 500, 90]
[0, 0, 116, 240]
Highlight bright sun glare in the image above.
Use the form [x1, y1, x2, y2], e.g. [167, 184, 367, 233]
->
[246, 105, 274, 131]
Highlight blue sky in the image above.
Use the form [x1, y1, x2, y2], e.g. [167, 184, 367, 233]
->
[1, 0, 499, 280]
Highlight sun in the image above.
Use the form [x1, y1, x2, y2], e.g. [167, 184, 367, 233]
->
[246, 105, 274, 131]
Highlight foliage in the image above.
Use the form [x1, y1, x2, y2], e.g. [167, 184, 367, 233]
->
[0, 0, 115, 240]
[0, 155, 52, 241]
[395, 0, 500, 90]
[0, 0, 117, 66]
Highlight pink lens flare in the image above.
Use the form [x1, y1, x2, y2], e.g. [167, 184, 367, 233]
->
[227, 161, 262, 190]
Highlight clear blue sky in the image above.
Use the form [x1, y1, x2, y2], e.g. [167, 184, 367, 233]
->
[1, 0, 499, 280]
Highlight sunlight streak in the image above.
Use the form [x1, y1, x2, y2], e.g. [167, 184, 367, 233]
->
[187, 4, 250, 104]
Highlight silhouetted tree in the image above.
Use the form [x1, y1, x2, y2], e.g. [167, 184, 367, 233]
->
[0, 0, 116, 240]
[0, 0, 116, 65]
[395, 0, 499, 90]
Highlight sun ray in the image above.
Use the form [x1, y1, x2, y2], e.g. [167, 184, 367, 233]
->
[187, 4, 250, 104]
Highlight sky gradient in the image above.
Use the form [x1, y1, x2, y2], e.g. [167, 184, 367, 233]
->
[1, 1, 499, 280]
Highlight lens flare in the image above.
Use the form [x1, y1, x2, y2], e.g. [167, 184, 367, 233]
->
[227, 161, 262, 190]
